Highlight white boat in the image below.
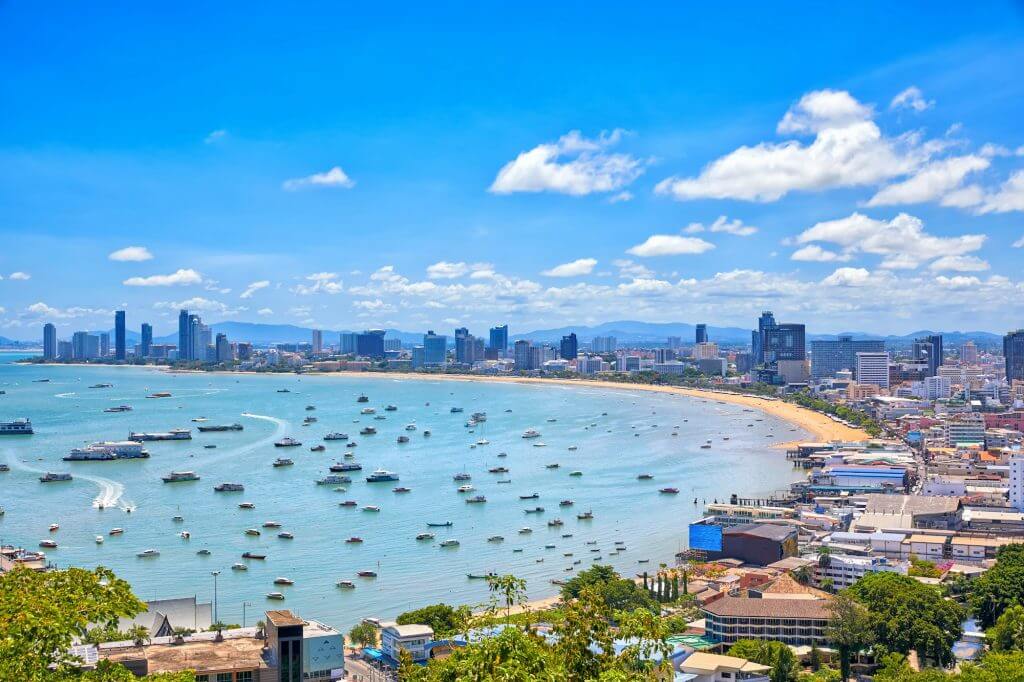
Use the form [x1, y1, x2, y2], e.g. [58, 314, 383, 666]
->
[366, 469, 399, 482]
[163, 471, 200, 483]
[439, 539, 460, 547]
[416, 532, 435, 540]
[274, 437, 302, 447]
[66, 441, 149, 461]
[136, 549, 160, 558]
[266, 592, 285, 600]
[317, 475, 351, 485]
[405, 424, 417, 431]
[274, 577, 294, 585]
[95, 535, 104, 544]
[49, 523, 59, 532]
[457, 484, 475, 493]
[337, 580, 356, 589]
[129, 428, 191, 441]
[109, 528, 124, 535]
[0, 418, 34, 435]
[214, 482, 244, 492]
[262, 521, 282, 528]
[232, 563, 248, 571]
[360, 407, 375, 415]
[362, 505, 381, 512]
[324, 432, 349, 441]
[39, 472, 72, 483]
[521, 429, 541, 439]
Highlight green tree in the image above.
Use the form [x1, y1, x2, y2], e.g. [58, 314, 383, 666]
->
[555, 587, 615, 680]
[0, 565, 145, 680]
[614, 607, 672, 677]
[969, 544, 1024, 628]
[988, 604, 1024, 652]
[348, 622, 378, 647]
[727, 639, 799, 682]
[486, 574, 528, 625]
[826, 593, 872, 681]
[908, 558, 942, 578]
[561, 564, 656, 613]
[397, 604, 472, 638]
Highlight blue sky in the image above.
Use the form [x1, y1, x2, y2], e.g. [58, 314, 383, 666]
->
[2, 2, 1024, 339]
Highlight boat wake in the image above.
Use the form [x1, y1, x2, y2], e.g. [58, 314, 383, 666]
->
[55, 392, 76, 398]
[3, 450, 133, 510]
[201, 413, 289, 465]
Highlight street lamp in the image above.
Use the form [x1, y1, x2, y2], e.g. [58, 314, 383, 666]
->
[242, 601, 253, 628]
[211, 571, 221, 624]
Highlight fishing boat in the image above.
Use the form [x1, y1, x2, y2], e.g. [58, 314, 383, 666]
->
[324, 432, 349, 441]
[439, 539, 460, 547]
[214, 483, 244, 492]
[109, 528, 124, 535]
[274, 437, 301, 447]
[548, 519, 565, 528]
[337, 580, 356, 589]
[197, 423, 243, 432]
[700, 443, 712, 449]
[356, 394, 369, 403]
[306, 405, 316, 411]
[278, 531, 294, 539]
[359, 427, 377, 436]
[659, 487, 680, 494]
[262, 521, 282, 528]
[465, 495, 487, 504]
[519, 493, 539, 500]
[345, 537, 364, 543]
[416, 532, 435, 541]
[577, 511, 594, 520]
[524, 507, 544, 514]
[241, 552, 266, 560]
[330, 462, 362, 472]
[423, 430, 431, 437]
[467, 572, 496, 580]
[244, 528, 261, 536]
[356, 570, 377, 578]
[427, 521, 452, 527]
[569, 471, 583, 477]
[392, 486, 411, 493]
[518, 527, 532, 534]
[238, 502, 255, 509]
[559, 499, 574, 507]
[362, 505, 381, 512]
[637, 473, 654, 480]
[487, 536, 504, 542]
[266, 592, 285, 600]
[457, 484, 475, 493]
[273, 577, 294, 585]
[137, 549, 160, 558]
[385, 405, 398, 412]
[272, 458, 294, 467]
[310, 444, 326, 452]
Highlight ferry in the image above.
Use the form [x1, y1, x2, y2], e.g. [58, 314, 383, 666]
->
[40, 472, 73, 483]
[317, 475, 352, 485]
[197, 423, 244, 432]
[214, 483, 245, 492]
[146, 392, 172, 399]
[439, 539, 460, 547]
[416, 532, 435, 541]
[577, 511, 594, 520]
[366, 469, 399, 483]
[272, 458, 294, 467]
[274, 437, 301, 447]
[104, 405, 133, 413]
[359, 426, 377, 436]
[266, 592, 286, 601]
[521, 429, 541, 439]
[65, 441, 149, 461]
[129, 428, 191, 441]
[162, 471, 200, 483]
[330, 462, 362, 472]
[465, 495, 487, 504]
[136, 549, 160, 558]
[0, 418, 34, 435]
[336, 580, 356, 589]
[324, 433, 349, 441]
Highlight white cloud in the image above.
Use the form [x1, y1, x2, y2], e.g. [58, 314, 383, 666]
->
[928, 255, 990, 272]
[123, 268, 203, 287]
[240, 280, 270, 299]
[790, 245, 852, 262]
[9, 271, 30, 280]
[822, 267, 873, 287]
[22, 302, 111, 319]
[934, 275, 982, 289]
[489, 129, 645, 196]
[352, 299, 396, 313]
[890, 86, 934, 112]
[656, 89, 928, 202]
[979, 143, 1012, 158]
[975, 170, 1024, 214]
[1013, 236, 1024, 248]
[941, 184, 986, 208]
[282, 166, 355, 191]
[612, 259, 655, 279]
[542, 258, 598, 277]
[608, 191, 634, 203]
[795, 212, 985, 269]
[866, 155, 989, 206]
[626, 235, 715, 257]
[257, 307, 274, 316]
[154, 297, 244, 315]
[108, 246, 154, 262]
[204, 129, 227, 144]
[682, 216, 757, 236]
[426, 261, 469, 279]
[291, 272, 343, 295]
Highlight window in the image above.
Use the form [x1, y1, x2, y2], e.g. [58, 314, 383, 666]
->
[236, 673, 253, 682]
[196, 677, 209, 682]
[217, 674, 232, 682]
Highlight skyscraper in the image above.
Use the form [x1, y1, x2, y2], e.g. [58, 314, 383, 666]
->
[961, 340, 978, 364]
[753, 311, 777, 365]
[560, 333, 578, 361]
[513, 339, 533, 370]
[810, 335, 886, 379]
[312, 329, 323, 355]
[99, 333, 110, 358]
[913, 334, 943, 376]
[763, 323, 805, 362]
[215, 333, 232, 362]
[423, 331, 447, 366]
[454, 327, 471, 364]
[592, 336, 616, 353]
[695, 324, 708, 344]
[856, 352, 890, 389]
[488, 325, 508, 356]
[339, 332, 358, 355]
[72, 331, 100, 360]
[114, 310, 126, 360]
[43, 323, 57, 360]
[1006, 330, 1024, 383]
[178, 309, 191, 361]
[140, 323, 152, 358]
[356, 330, 386, 359]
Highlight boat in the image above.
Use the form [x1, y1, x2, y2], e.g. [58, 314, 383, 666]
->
[277, 388, 291, 393]
[521, 429, 541, 439]
[548, 519, 564, 527]
[457, 484, 475, 493]
[339, 500, 358, 507]
[357, 394, 369, 403]
[330, 462, 362, 472]
[416, 532, 435, 540]
[146, 392, 172, 398]
[577, 511, 594, 520]
[397, 435, 409, 443]
[244, 528, 261, 536]
[179, 531, 191, 539]
[272, 458, 294, 467]
[487, 466, 509, 474]
[392, 486, 411, 493]
[404, 424, 417, 431]
[278, 532, 294, 539]
[637, 474, 654, 480]
[362, 505, 381, 512]
[360, 407, 375, 415]
[129, 428, 191, 441]
[545, 463, 559, 469]
[385, 405, 398, 412]
[423, 430, 431, 437]
[196, 423, 244, 432]
[39, 472, 72, 483]
[450, 407, 463, 413]
[324, 432, 349, 441]
[519, 527, 532, 534]
[366, 469, 399, 482]
[544, 544, 556, 549]
[496, 479, 512, 485]
[310, 445, 326, 452]
[426, 521, 452, 527]
[266, 592, 286, 600]
[659, 487, 680, 494]
[559, 499, 574, 507]
[104, 405, 133, 413]
[204, 444, 217, 449]
[274, 437, 301, 447]
[569, 471, 583, 477]
[39, 540, 58, 548]
[453, 473, 472, 481]
[65, 441, 150, 461]
[467, 573, 496, 580]
[568, 445, 578, 451]
[48, 523, 59, 532]
[359, 426, 377, 435]
[273, 577, 294, 585]
[700, 444, 712, 449]
[306, 405, 316, 411]
[214, 483, 245, 492]
[241, 552, 266, 559]
[345, 537, 363, 543]
[232, 563, 248, 571]
[0, 464, 9, 472]
[137, 549, 160, 558]
[519, 493, 539, 500]
[465, 495, 487, 503]
[172, 516, 184, 522]
[357, 570, 378, 577]
[109, 528, 124, 535]
[337, 580, 356, 589]
[239, 502, 255, 509]
[533, 442, 547, 448]
[439, 539, 460, 547]
[160, 470, 201, 483]
[524, 507, 544, 514]
[317, 475, 351, 485]
[262, 521, 282, 528]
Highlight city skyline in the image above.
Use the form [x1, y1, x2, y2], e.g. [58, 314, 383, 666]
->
[2, 4, 1024, 338]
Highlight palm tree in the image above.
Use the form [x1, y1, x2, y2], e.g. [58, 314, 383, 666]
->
[817, 545, 832, 569]
[127, 625, 150, 648]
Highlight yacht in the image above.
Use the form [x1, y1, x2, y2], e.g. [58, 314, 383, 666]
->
[273, 577, 294, 586]
[457, 484, 475, 493]
[95, 535, 104, 544]
[274, 437, 301, 447]
[405, 424, 417, 431]
[356, 570, 378, 577]
[416, 532, 435, 541]
[366, 469, 399, 482]
[359, 426, 377, 435]
[559, 499, 574, 507]
[272, 458, 294, 467]
[197, 423, 244, 432]
[266, 592, 285, 601]
[136, 549, 160, 558]
[357, 394, 369, 403]
[345, 537, 364, 543]
[659, 487, 680, 494]
[362, 505, 381, 512]
[317, 475, 352, 485]
[453, 472, 472, 481]
[439, 539, 460, 547]
[262, 521, 282, 528]
[66, 441, 150, 461]
[104, 405, 133, 413]
[465, 495, 487, 504]
[336, 580, 356, 589]
[324, 432, 349, 441]
[214, 483, 245, 492]
[360, 407, 376, 415]
[162, 470, 200, 483]
[232, 563, 248, 571]
[521, 429, 541, 439]
[129, 428, 191, 441]
[39, 540, 58, 548]
[1, 418, 34, 435]
[330, 462, 362, 472]
[39, 472, 72, 483]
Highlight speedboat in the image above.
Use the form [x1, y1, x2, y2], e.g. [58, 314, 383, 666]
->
[487, 536, 504, 542]
[405, 423, 417, 431]
[137, 549, 160, 558]
[385, 405, 398, 411]
[362, 505, 381, 512]
[266, 592, 285, 600]
[232, 563, 248, 571]
[522, 429, 541, 439]
[339, 500, 358, 507]
[278, 531, 294, 539]
[95, 536, 104, 544]
[39, 540, 58, 548]
[337, 580, 356, 589]
[272, 458, 294, 467]
[416, 532, 435, 541]
[439, 539, 460, 547]
[545, 463, 559, 469]
[109, 528, 124, 535]
[518, 527, 533, 534]
[238, 502, 255, 509]
[310, 445, 326, 452]
[273, 577, 294, 585]
[457, 484, 475, 493]
[262, 521, 282, 528]
[244, 528, 261, 536]
[659, 487, 680, 494]
[356, 570, 378, 577]
[465, 495, 486, 504]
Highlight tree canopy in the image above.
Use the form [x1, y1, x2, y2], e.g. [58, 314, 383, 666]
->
[396, 604, 472, 638]
[560, 564, 656, 614]
[969, 544, 1024, 628]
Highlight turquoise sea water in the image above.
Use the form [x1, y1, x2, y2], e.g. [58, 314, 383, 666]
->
[0, 353, 804, 630]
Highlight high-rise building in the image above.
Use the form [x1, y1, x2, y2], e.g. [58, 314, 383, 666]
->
[693, 342, 719, 360]
[592, 336, 616, 353]
[140, 323, 152, 358]
[43, 323, 57, 360]
[695, 324, 708, 344]
[1006, 330, 1024, 383]
[72, 331, 100, 360]
[913, 334, 943, 377]
[513, 340, 533, 370]
[810, 335, 886, 380]
[454, 327, 471, 364]
[237, 343, 253, 361]
[57, 340, 73, 360]
[856, 352, 890, 389]
[961, 340, 978, 364]
[356, 330, 386, 359]
[384, 338, 402, 351]
[1011, 454, 1024, 512]
[215, 333, 232, 362]
[114, 310, 126, 360]
[559, 333, 578, 361]
[667, 336, 682, 350]
[488, 325, 509, 357]
[189, 315, 210, 362]
[469, 336, 485, 364]
[423, 331, 447, 366]
[178, 309, 191, 361]
[99, 333, 110, 358]
[762, 323, 805, 363]
[752, 311, 777, 364]
[312, 329, 323, 355]
[339, 332, 358, 355]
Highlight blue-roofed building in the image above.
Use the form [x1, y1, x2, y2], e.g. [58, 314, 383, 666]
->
[809, 465, 908, 493]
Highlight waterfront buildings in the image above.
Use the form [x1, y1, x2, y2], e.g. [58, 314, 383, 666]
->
[43, 323, 56, 360]
[72, 331, 100, 360]
[693, 342, 719, 360]
[591, 335, 616, 353]
[177, 309, 191, 361]
[140, 323, 152, 358]
[488, 325, 508, 357]
[1006, 330, 1024, 383]
[514, 339, 533, 370]
[961, 340, 979, 364]
[339, 332, 358, 355]
[382, 622, 434, 664]
[215, 334, 232, 363]
[423, 331, 447, 366]
[114, 310, 126, 361]
[99, 332, 110, 358]
[701, 592, 831, 646]
[560, 333, 578, 361]
[356, 330, 386, 359]
[810, 335, 886, 380]
[856, 352, 891, 389]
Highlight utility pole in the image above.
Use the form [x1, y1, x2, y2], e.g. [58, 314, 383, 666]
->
[211, 571, 220, 624]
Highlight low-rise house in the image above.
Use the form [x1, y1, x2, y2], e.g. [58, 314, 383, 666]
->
[676, 651, 770, 682]
[381, 622, 434, 664]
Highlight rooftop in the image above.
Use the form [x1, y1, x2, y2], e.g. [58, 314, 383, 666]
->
[265, 610, 304, 627]
[864, 494, 961, 516]
[702, 595, 832, 619]
[722, 523, 796, 542]
[680, 651, 771, 675]
[102, 635, 267, 674]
